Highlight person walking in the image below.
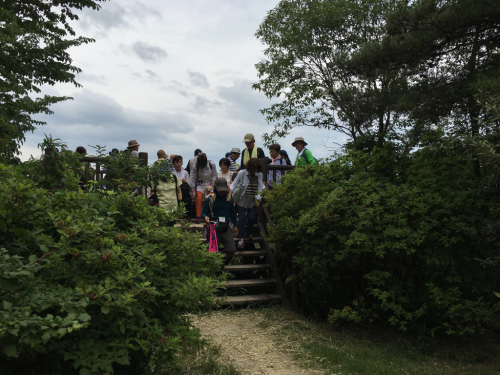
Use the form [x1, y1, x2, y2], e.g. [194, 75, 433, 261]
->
[218, 158, 233, 186]
[228, 148, 241, 172]
[150, 155, 182, 225]
[230, 158, 265, 249]
[172, 155, 193, 219]
[267, 144, 286, 188]
[292, 137, 317, 166]
[238, 134, 265, 170]
[202, 178, 238, 264]
[190, 153, 218, 221]
[185, 148, 202, 177]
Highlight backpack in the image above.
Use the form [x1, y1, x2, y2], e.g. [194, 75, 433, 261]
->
[301, 148, 318, 164]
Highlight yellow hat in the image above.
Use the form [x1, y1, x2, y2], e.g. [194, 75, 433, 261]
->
[243, 133, 255, 142]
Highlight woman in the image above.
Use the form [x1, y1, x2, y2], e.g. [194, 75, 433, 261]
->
[218, 158, 233, 187]
[190, 153, 217, 221]
[172, 155, 193, 219]
[230, 158, 265, 249]
[267, 144, 286, 188]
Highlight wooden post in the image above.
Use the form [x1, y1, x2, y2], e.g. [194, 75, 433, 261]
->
[138, 152, 148, 198]
[95, 163, 100, 182]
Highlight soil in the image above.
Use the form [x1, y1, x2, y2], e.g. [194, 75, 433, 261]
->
[189, 309, 320, 375]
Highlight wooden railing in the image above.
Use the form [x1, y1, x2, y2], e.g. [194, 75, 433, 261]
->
[259, 158, 295, 187]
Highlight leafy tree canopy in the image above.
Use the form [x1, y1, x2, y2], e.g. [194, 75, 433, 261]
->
[0, 0, 103, 163]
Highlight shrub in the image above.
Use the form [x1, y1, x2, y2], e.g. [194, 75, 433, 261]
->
[0, 140, 224, 374]
[266, 139, 500, 335]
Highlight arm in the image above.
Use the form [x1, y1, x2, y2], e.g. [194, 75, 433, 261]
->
[176, 186, 182, 201]
[230, 170, 244, 191]
[211, 161, 217, 182]
[305, 150, 316, 165]
[201, 197, 210, 220]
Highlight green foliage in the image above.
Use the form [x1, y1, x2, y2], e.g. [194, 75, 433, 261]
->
[266, 139, 500, 335]
[0, 0, 103, 163]
[0, 139, 224, 374]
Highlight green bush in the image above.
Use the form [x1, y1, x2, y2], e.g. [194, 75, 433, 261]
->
[266, 139, 500, 335]
[0, 140, 224, 374]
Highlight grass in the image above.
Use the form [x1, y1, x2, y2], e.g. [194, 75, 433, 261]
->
[257, 307, 500, 375]
[177, 343, 241, 375]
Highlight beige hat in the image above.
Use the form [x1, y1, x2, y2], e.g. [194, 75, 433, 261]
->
[291, 137, 308, 147]
[128, 140, 140, 148]
[231, 147, 241, 154]
[243, 133, 255, 142]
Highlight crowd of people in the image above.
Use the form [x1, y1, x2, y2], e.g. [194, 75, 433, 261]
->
[76, 133, 317, 258]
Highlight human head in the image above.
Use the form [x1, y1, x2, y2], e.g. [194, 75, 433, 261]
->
[269, 143, 281, 159]
[157, 150, 168, 159]
[194, 148, 202, 157]
[246, 158, 262, 176]
[197, 153, 207, 169]
[75, 146, 87, 155]
[219, 158, 230, 171]
[292, 137, 307, 152]
[172, 155, 183, 170]
[243, 133, 255, 150]
[128, 140, 140, 152]
[230, 147, 241, 160]
[213, 178, 228, 195]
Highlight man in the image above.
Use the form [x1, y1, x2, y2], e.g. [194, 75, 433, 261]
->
[228, 147, 240, 173]
[185, 148, 202, 176]
[292, 137, 317, 166]
[127, 140, 140, 158]
[238, 133, 265, 170]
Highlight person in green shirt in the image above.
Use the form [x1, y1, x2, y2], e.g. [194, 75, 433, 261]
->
[292, 137, 317, 166]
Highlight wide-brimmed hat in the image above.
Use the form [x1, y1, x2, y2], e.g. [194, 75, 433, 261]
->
[291, 137, 308, 147]
[128, 140, 140, 148]
[231, 147, 241, 154]
[214, 178, 229, 192]
[243, 133, 255, 142]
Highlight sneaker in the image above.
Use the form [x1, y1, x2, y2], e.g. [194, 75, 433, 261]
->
[237, 239, 245, 249]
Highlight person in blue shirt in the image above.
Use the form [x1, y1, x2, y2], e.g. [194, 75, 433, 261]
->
[202, 178, 239, 263]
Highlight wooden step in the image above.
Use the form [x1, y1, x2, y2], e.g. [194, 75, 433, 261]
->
[233, 250, 266, 257]
[200, 236, 263, 243]
[222, 278, 276, 288]
[223, 264, 271, 272]
[217, 294, 282, 305]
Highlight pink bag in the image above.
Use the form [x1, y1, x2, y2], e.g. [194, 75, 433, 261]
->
[208, 223, 218, 254]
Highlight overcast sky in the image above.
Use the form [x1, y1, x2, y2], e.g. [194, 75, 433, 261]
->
[21, 0, 346, 164]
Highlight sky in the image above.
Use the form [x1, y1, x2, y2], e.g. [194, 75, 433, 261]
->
[21, 0, 347, 164]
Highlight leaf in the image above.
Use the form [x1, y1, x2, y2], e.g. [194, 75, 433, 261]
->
[109, 205, 117, 212]
[78, 313, 91, 322]
[3, 345, 18, 358]
[101, 306, 110, 314]
[41, 331, 51, 344]
[80, 369, 91, 375]
[3, 301, 12, 312]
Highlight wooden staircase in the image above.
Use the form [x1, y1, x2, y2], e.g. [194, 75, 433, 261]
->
[178, 220, 289, 307]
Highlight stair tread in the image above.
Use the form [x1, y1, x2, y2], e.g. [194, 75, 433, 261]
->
[200, 237, 263, 243]
[223, 264, 271, 272]
[217, 294, 282, 305]
[222, 278, 276, 288]
[234, 250, 266, 257]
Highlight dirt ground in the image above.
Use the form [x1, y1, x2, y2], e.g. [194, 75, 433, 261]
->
[189, 309, 320, 375]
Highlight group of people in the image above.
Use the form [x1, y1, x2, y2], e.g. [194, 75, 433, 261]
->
[77, 134, 317, 261]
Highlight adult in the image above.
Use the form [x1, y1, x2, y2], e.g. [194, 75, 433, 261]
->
[172, 155, 193, 219]
[151, 154, 182, 214]
[185, 148, 202, 176]
[238, 134, 265, 170]
[190, 153, 217, 221]
[292, 137, 317, 166]
[202, 178, 238, 264]
[218, 158, 233, 186]
[279, 149, 292, 165]
[228, 147, 240, 173]
[267, 144, 286, 188]
[127, 140, 140, 158]
[230, 158, 265, 249]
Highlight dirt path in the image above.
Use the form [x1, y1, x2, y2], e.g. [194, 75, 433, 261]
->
[189, 310, 319, 375]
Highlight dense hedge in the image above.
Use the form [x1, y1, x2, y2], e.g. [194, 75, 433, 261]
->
[266, 139, 500, 335]
[0, 141, 223, 374]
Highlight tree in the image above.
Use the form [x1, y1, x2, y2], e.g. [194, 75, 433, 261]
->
[253, 0, 409, 148]
[349, 0, 500, 138]
[0, 0, 103, 163]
